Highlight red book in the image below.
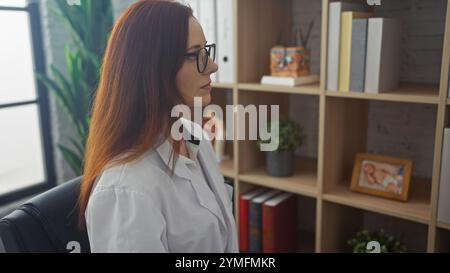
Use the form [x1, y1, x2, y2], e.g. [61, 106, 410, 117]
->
[239, 188, 267, 252]
[262, 193, 297, 253]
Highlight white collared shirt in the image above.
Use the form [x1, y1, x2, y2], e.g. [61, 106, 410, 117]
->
[85, 118, 238, 253]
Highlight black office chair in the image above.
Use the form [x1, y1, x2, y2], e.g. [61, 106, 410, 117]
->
[0, 177, 90, 253]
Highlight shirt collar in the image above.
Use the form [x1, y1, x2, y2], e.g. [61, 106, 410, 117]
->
[155, 118, 203, 175]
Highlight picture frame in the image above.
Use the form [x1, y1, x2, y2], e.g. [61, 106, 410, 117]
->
[350, 153, 413, 202]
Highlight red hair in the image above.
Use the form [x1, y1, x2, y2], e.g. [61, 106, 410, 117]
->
[79, 0, 192, 227]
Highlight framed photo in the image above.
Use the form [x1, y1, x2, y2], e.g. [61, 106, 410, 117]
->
[350, 153, 413, 202]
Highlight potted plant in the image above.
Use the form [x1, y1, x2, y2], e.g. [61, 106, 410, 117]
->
[37, 0, 113, 175]
[257, 119, 305, 177]
[347, 229, 407, 253]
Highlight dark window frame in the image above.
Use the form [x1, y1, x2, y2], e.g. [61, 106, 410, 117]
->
[0, 2, 56, 205]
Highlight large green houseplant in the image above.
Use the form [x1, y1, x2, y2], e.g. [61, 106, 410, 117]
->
[38, 0, 113, 175]
[257, 119, 305, 177]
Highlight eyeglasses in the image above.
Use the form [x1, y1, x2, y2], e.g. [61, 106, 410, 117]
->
[184, 43, 216, 73]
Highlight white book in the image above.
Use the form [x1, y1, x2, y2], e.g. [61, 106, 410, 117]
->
[364, 18, 401, 93]
[252, 190, 281, 204]
[261, 74, 319, 86]
[216, 0, 235, 84]
[438, 128, 450, 225]
[327, 2, 369, 91]
[198, 0, 218, 82]
[264, 192, 294, 207]
[240, 188, 267, 200]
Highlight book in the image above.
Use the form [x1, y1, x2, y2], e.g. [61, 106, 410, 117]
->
[249, 190, 281, 252]
[438, 128, 450, 225]
[216, 0, 235, 83]
[338, 11, 372, 92]
[260, 74, 319, 87]
[364, 18, 401, 93]
[262, 193, 297, 253]
[327, 2, 369, 91]
[198, 0, 217, 82]
[349, 19, 369, 92]
[239, 188, 267, 252]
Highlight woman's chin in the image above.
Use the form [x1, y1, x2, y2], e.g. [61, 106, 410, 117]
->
[200, 93, 211, 106]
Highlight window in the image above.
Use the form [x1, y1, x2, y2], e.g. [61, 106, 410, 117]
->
[0, 0, 55, 204]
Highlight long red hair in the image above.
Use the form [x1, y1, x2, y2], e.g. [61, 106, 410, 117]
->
[79, 0, 192, 227]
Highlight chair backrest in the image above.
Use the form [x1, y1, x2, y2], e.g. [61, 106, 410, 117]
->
[0, 177, 90, 253]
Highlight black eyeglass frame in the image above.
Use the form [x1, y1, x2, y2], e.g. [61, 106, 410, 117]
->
[184, 43, 216, 73]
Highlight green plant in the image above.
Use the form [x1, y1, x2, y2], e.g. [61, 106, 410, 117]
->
[257, 119, 305, 152]
[348, 229, 408, 253]
[37, 0, 113, 175]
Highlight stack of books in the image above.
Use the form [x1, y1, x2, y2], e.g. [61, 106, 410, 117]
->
[239, 188, 297, 253]
[327, 2, 401, 93]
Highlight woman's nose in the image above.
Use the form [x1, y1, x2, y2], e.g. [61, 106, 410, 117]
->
[206, 57, 218, 74]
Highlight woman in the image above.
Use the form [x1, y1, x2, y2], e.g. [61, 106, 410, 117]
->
[79, 0, 238, 253]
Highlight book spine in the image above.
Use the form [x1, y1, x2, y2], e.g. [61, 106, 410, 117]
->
[438, 128, 450, 224]
[365, 18, 383, 93]
[239, 198, 249, 252]
[349, 19, 368, 92]
[339, 12, 353, 92]
[262, 205, 274, 253]
[327, 2, 341, 91]
[249, 202, 262, 252]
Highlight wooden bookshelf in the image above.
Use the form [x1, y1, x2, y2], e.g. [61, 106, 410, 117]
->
[239, 157, 318, 198]
[219, 158, 235, 178]
[211, 82, 234, 89]
[326, 83, 440, 105]
[222, 0, 450, 253]
[238, 83, 321, 95]
[438, 222, 450, 231]
[323, 177, 431, 225]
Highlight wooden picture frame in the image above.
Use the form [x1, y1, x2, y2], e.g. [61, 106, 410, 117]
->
[350, 153, 413, 202]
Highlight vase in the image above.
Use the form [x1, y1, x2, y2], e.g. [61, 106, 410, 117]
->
[270, 46, 311, 77]
[265, 150, 295, 177]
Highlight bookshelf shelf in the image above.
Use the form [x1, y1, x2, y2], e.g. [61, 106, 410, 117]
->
[238, 157, 318, 198]
[323, 177, 431, 225]
[438, 222, 450, 231]
[219, 159, 235, 179]
[326, 83, 440, 105]
[211, 82, 234, 89]
[238, 83, 321, 95]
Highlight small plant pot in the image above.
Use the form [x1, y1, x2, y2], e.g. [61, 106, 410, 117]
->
[265, 150, 295, 177]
